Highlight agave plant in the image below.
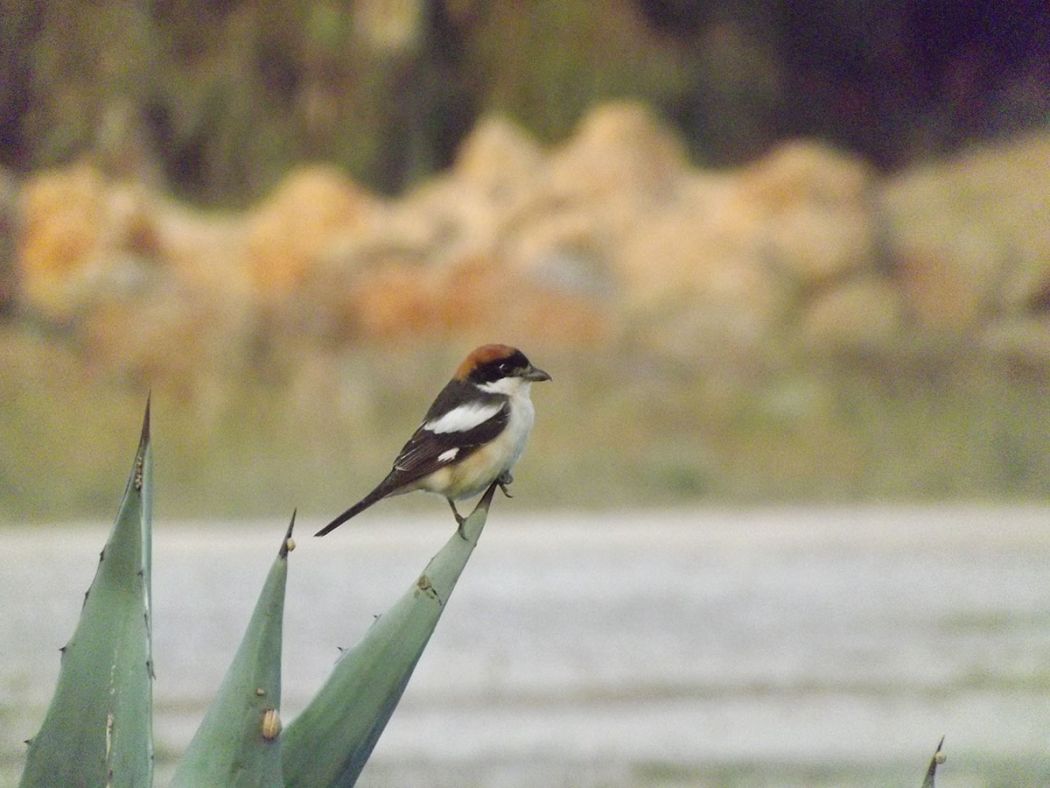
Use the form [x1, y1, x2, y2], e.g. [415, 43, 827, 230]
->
[20, 400, 496, 787]
[20, 401, 155, 788]
[921, 736, 946, 788]
[18, 400, 951, 786]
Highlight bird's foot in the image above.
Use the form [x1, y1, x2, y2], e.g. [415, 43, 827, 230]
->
[448, 499, 469, 541]
[497, 471, 514, 499]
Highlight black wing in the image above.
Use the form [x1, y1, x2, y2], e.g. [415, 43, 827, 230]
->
[315, 381, 507, 537]
[390, 400, 509, 484]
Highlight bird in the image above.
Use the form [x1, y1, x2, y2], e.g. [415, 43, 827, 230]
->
[315, 344, 551, 537]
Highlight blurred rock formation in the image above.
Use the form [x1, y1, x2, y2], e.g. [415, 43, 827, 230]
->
[11, 103, 1050, 393]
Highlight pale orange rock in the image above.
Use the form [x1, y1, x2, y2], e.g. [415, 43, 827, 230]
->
[452, 116, 545, 198]
[344, 263, 439, 341]
[879, 133, 1050, 331]
[243, 165, 378, 300]
[733, 141, 876, 286]
[547, 101, 689, 202]
[800, 277, 903, 354]
[19, 163, 159, 319]
[738, 139, 874, 209]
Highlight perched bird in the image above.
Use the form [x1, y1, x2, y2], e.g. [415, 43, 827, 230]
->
[316, 344, 551, 536]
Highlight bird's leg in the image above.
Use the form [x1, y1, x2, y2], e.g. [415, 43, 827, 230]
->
[448, 499, 468, 540]
[497, 471, 514, 498]
[447, 498, 465, 524]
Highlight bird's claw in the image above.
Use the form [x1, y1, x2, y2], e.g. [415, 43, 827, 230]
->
[497, 471, 514, 498]
[448, 499, 469, 541]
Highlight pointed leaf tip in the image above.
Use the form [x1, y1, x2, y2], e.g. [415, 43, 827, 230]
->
[282, 478, 491, 785]
[280, 510, 297, 558]
[24, 407, 156, 787]
[922, 735, 947, 787]
[141, 393, 151, 445]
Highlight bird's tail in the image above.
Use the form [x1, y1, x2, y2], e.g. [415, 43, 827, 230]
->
[314, 479, 396, 536]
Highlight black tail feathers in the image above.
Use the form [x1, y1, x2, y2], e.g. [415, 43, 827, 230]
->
[315, 481, 394, 536]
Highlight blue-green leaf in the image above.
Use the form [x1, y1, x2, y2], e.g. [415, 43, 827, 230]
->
[170, 514, 296, 788]
[282, 483, 498, 787]
[20, 398, 154, 788]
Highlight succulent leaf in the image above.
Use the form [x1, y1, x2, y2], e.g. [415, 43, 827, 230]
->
[19, 399, 154, 788]
[169, 514, 296, 788]
[281, 483, 498, 787]
[922, 735, 946, 788]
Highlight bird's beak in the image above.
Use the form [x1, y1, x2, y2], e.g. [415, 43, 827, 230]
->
[523, 365, 552, 382]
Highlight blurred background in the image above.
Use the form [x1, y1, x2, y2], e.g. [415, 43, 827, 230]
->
[2, 1, 1049, 785]
[1, 0, 1048, 519]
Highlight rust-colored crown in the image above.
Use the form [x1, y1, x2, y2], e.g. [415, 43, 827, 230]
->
[454, 344, 518, 380]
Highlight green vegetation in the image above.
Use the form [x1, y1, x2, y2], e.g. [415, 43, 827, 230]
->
[19, 400, 502, 785]
[922, 736, 946, 788]
[1, 1, 1045, 200]
[170, 515, 294, 788]
[19, 401, 154, 787]
[12, 398, 974, 785]
[283, 485, 495, 785]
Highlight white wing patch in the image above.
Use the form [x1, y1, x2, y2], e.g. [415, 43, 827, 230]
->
[437, 447, 459, 463]
[424, 402, 503, 434]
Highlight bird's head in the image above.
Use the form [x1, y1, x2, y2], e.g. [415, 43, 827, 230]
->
[455, 344, 552, 393]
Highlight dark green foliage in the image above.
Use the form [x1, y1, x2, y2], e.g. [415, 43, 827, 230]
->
[2, 1, 1046, 202]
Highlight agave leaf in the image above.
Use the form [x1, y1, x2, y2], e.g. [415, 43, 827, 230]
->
[282, 482, 499, 787]
[20, 398, 154, 788]
[169, 514, 296, 788]
[921, 735, 946, 788]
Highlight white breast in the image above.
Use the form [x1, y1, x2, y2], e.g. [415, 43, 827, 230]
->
[500, 384, 536, 468]
[423, 380, 536, 500]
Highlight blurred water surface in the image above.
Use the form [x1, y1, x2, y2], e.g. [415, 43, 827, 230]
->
[3, 506, 1049, 786]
